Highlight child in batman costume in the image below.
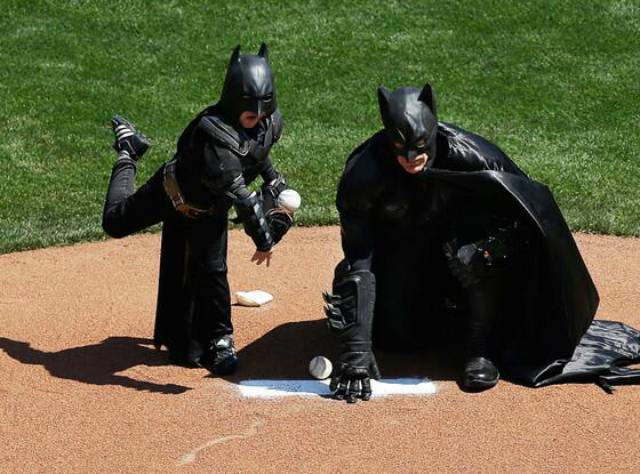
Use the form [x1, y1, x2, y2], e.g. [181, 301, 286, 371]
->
[102, 44, 296, 374]
[323, 83, 640, 402]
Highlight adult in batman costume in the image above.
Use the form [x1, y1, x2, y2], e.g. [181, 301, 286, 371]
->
[102, 44, 296, 374]
[323, 82, 640, 402]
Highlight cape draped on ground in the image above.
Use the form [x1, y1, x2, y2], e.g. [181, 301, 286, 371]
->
[421, 169, 640, 388]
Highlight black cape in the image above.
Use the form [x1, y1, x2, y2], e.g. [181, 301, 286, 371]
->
[343, 123, 640, 390]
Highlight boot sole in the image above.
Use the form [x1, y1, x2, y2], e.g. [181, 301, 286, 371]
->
[463, 374, 500, 390]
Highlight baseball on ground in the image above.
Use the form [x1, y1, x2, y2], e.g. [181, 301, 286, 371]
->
[309, 355, 333, 380]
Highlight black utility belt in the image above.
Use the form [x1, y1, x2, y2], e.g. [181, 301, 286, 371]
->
[162, 159, 217, 219]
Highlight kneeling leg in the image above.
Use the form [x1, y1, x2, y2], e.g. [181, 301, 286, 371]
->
[461, 277, 504, 389]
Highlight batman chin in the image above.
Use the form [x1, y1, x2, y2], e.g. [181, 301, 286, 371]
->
[377, 83, 438, 171]
[218, 43, 277, 125]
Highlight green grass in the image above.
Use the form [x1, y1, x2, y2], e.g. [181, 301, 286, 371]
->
[1, 0, 639, 253]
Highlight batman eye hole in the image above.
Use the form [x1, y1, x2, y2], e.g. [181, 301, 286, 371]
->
[263, 94, 273, 102]
[241, 94, 253, 100]
[415, 139, 426, 148]
[393, 141, 404, 149]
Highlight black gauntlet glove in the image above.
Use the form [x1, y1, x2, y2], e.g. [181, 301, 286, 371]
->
[233, 193, 274, 252]
[258, 174, 293, 244]
[259, 173, 287, 211]
[258, 173, 295, 244]
[330, 342, 381, 403]
[323, 266, 379, 403]
[266, 211, 293, 244]
[444, 220, 528, 289]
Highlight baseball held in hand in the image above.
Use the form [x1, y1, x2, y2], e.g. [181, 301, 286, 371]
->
[277, 189, 301, 213]
[309, 355, 333, 380]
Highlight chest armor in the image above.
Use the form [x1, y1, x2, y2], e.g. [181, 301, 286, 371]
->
[377, 174, 449, 228]
[246, 120, 275, 162]
[238, 121, 275, 184]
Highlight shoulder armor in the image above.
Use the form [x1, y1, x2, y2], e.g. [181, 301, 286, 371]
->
[337, 135, 387, 214]
[198, 114, 250, 156]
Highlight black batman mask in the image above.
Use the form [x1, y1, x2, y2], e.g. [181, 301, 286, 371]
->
[219, 43, 277, 124]
[377, 83, 438, 167]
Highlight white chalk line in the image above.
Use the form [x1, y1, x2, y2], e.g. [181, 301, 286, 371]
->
[176, 420, 262, 466]
[237, 378, 437, 399]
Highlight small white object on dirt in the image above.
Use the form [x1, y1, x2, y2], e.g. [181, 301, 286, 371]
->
[277, 189, 301, 213]
[235, 290, 274, 307]
[309, 355, 333, 380]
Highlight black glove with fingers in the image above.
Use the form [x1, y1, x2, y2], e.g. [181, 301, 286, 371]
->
[330, 342, 381, 403]
[444, 240, 488, 289]
[444, 219, 529, 289]
[266, 210, 293, 244]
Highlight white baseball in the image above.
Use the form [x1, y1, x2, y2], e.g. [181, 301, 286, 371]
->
[309, 355, 333, 380]
[277, 189, 301, 213]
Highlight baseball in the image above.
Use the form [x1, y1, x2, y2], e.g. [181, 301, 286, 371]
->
[309, 355, 333, 380]
[277, 189, 301, 213]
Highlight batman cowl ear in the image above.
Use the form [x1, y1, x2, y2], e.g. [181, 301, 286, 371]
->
[418, 82, 437, 117]
[229, 45, 241, 65]
[257, 43, 269, 59]
[377, 86, 392, 124]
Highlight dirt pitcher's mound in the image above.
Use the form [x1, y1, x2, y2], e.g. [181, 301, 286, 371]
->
[1, 227, 639, 473]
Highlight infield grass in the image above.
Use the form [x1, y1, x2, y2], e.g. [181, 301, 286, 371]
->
[1, 0, 639, 253]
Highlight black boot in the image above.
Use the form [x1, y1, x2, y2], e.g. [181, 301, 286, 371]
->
[203, 335, 238, 375]
[462, 280, 501, 390]
[463, 357, 500, 389]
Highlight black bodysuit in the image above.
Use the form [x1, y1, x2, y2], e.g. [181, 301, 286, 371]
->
[102, 105, 285, 365]
[335, 122, 601, 384]
[153, 105, 284, 363]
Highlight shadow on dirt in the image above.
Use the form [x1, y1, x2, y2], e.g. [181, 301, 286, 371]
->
[0, 336, 190, 394]
[221, 318, 463, 384]
[0, 320, 465, 394]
